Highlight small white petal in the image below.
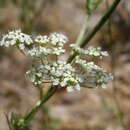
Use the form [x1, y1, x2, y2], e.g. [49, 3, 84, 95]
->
[67, 87, 74, 92]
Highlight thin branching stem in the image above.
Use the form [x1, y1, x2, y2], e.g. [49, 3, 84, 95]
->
[67, 0, 122, 63]
[24, 86, 58, 124]
[75, 15, 90, 45]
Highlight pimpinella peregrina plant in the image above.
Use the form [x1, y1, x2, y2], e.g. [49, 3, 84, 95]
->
[0, 29, 113, 130]
[0, 0, 122, 129]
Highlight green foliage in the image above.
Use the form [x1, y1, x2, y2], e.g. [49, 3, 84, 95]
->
[6, 113, 28, 130]
[86, 0, 103, 15]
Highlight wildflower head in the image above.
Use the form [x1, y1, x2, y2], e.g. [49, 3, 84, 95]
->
[49, 32, 68, 47]
[0, 29, 33, 50]
[0, 29, 113, 92]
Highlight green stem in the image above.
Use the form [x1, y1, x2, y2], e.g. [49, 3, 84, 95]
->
[67, 0, 121, 63]
[76, 15, 90, 45]
[37, 86, 44, 99]
[24, 86, 58, 124]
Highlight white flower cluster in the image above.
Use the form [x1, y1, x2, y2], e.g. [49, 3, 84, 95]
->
[26, 32, 67, 58]
[75, 56, 113, 88]
[0, 29, 113, 92]
[26, 61, 82, 92]
[49, 33, 68, 47]
[27, 46, 51, 58]
[70, 44, 81, 53]
[26, 67, 44, 85]
[71, 44, 108, 59]
[26, 63, 52, 85]
[83, 46, 108, 58]
[35, 35, 49, 44]
[48, 61, 82, 92]
[0, 29, 33, 50]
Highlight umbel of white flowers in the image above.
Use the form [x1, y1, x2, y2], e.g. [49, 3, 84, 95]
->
[0, 29, 113, 92]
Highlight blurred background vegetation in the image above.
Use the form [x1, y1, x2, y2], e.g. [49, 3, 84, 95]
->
[0, 0, 130, 130]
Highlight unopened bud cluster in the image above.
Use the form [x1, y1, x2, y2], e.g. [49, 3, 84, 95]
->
[0, 29, 113, 92]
